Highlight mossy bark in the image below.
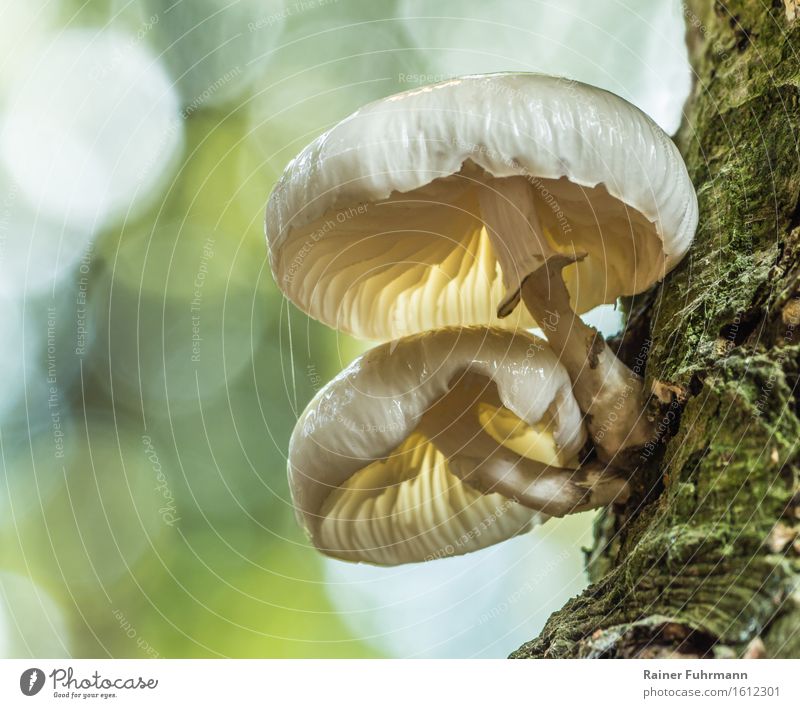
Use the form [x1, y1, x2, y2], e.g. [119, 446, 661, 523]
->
[512, 0, 800, 659]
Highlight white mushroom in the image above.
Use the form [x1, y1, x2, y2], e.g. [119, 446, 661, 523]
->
[288, 327, 629, 566]
[267, 73, 698, 462]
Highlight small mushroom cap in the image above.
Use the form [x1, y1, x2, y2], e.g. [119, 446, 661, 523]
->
[267, 73, 698, 340]
[288, 327, 585, 566]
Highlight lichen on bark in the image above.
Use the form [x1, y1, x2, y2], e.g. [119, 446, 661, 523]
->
[512, 0, 800, 659]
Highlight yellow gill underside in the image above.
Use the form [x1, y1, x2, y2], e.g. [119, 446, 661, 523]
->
[280, 175, 663, 341]
[315, 402, 568, 566]
[477, 402, 571, 468]
[289, 203, 526, 339]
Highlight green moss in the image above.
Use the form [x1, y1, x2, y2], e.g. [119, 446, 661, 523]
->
[514, 2, 800, 657]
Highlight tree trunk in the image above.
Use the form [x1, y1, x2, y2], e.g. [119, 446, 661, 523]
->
[512, 0, 800, 659]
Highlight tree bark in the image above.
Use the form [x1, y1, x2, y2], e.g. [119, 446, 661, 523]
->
[512, 0, 800, 659]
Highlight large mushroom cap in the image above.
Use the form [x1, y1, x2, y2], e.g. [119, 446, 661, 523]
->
[288, 327, 586, 566]
[267, 73, 698, 341]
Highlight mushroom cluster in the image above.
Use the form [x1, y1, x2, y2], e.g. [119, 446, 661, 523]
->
[266, 73, 697, 565]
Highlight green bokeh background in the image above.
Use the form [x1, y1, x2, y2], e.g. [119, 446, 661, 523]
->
[0, 0, 688, 658]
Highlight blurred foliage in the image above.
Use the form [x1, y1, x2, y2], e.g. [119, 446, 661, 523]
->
[0, 0, 688, 658]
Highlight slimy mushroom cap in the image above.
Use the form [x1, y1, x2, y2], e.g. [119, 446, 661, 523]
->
[267, 73, 698, 340]
[288, 327, 587, 565]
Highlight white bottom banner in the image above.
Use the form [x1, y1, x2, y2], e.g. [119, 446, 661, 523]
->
[0, 659, 798, 707]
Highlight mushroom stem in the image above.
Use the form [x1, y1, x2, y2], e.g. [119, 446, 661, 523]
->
[445, 433, 631, 517]
[520, 255, 654, 463]
[478, 176, 559, 317]
[479, 175, 654, 464]
[418, 382, 630, 516]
